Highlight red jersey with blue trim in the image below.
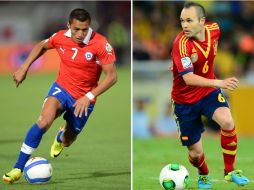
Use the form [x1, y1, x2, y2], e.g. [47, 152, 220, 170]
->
[47, 28, 116, 101]
[171, 22, 220, 104]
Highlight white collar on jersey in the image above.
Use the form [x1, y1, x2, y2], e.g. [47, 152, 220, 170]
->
[64, 27, 93, 44]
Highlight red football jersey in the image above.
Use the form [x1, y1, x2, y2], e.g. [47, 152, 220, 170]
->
[47, 28, 116, 101]
[171, 22, 220, 104]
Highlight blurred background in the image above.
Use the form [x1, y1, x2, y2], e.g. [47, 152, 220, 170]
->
[133, 1, 254, 139]
[0, 1, 130, 74]
[133, 2, 254, 189]
[0, 1, 131, 190]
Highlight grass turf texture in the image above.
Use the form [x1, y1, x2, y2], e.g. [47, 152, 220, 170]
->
[0, 67, 130, 189]
[134, 136, 254, 190]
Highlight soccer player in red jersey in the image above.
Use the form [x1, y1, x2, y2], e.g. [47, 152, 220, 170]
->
[171, 2, 249, 189]
[3, 8, 117, 184]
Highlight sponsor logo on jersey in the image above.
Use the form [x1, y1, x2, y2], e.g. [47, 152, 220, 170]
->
[181, 57, 192, 69]
[60, 47, 65, 54]
[84, 52, 93, 61]
[105, 42, 113, 55]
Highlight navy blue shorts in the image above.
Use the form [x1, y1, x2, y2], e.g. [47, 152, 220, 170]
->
[173, 89, 229, 146]
[46, 82, 94, 135]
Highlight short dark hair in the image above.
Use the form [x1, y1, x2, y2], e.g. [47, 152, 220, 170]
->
[69, 8, 91, 24]
[183, 1, 206, 19]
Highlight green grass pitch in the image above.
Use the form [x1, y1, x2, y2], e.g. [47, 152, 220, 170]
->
[134, 136, 254, 190]
[0, 67, 130, 190]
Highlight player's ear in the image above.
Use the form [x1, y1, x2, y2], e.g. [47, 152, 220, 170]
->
[67, 22, 71, 29]
[200, 17, 206, 25]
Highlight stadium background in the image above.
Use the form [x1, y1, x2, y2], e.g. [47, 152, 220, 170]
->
[133, 1, 254, 190]
[0, 1, 130, 190]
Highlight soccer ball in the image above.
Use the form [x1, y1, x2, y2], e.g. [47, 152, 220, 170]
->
[24, 157, 53, 184]
[159, 163, 190, 190]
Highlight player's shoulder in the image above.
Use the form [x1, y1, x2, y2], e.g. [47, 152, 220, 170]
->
[91, 31, 107, 43]
[205, 22, 220, 37]
[205, 22, 220, 30]
[49, 29, 68, 39]
[57, 29, 69, 35]
[173, 32, 190, 48]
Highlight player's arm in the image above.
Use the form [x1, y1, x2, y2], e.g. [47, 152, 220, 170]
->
[73, 63, 117, 117]
[182, 72, 239, 91]
[91, 63, 117, 97]
[13, 39, 51, 87]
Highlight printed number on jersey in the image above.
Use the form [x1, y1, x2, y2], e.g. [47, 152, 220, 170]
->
[71, 48, 78, 60]
[202, 61, 209, 73]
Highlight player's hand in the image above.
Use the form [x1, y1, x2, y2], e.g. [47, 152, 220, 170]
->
[168, 66, 173, 73]
[217, 77, 239, 91]
[73, 96, 91, 118]
[13, 67, 28, 87]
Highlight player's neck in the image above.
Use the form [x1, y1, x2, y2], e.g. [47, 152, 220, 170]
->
[194, 27, 205, 42]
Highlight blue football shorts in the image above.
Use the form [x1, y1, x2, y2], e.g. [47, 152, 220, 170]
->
[173, 89, 229, 146]
[46, 82, 94, 135]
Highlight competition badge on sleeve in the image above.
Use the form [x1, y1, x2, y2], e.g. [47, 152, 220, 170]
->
[181, 57, 192, 69]
[105, 42, 113, 55]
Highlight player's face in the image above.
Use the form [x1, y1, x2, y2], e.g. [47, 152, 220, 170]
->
[180, 7, 205, 38]
[68, 19, 90, 44]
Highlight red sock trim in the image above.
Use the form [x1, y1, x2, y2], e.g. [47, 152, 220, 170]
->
[189, 153, 209, 175]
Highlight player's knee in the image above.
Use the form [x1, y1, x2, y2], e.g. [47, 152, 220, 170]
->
[189, 150, 203, 161]
[37, 117, 53, 130]
[220, 118, 234, 130]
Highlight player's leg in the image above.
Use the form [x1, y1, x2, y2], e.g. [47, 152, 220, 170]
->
[3, 97, 62, 184]
[212, 107, 236, 173]
[50, 122, 77, 157]
[188, 140, 209, 175]
[212, 107, 249, 185]
[173, 101, 211, 189]
[187, 140, 211, 189]
[50, 102, 95, 158]
[61, 123, 77, 147]
[202, 89, 249, 185]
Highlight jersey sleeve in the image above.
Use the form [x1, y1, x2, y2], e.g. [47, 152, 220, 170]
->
[96, 40, 116, 65]
[206, 22, 221, 40]
[47, 33, 57, 49]
[217, 23, 221, 38]
[213, 22, 220, 40]
[172, 36, 193, 76]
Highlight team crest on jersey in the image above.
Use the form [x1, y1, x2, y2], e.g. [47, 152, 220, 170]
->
[181, 57, 192, 69]
[191, 48, 198, 63]
[191, 53, 198, 63]
[84, 52, 93, 61]
[105, 42, 113, 54]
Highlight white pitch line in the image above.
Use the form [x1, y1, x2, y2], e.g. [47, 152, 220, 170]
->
[149, 177, 254, 183]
